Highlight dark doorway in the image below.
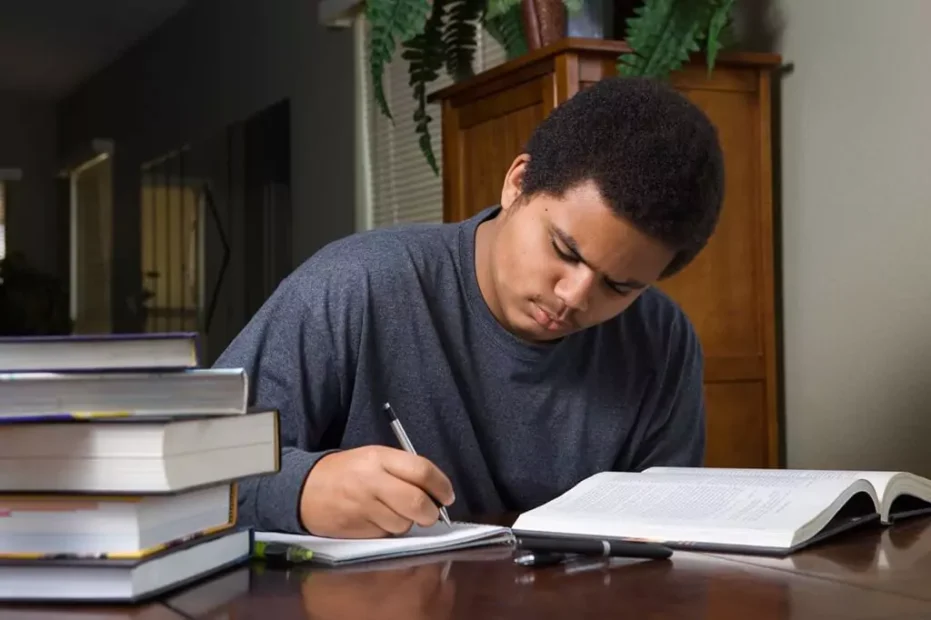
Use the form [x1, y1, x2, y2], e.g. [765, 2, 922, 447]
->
[137, 98, 293, 364]
[242, 99, 292, 324]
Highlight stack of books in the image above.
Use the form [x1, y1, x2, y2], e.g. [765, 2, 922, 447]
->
[0, 333, 280, 603]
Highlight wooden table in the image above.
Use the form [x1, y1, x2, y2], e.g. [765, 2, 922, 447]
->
[3, 517, 931, 619]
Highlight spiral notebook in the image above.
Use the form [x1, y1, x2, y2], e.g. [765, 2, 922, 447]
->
[254, 522, 515, 566]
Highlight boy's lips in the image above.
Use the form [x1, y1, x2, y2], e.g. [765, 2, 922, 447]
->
[532, 303, 569, 330]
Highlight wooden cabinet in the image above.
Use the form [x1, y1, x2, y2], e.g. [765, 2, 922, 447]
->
[430, 38, 783, 468]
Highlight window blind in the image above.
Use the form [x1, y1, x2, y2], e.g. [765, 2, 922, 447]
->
[358, 17, 507, 229]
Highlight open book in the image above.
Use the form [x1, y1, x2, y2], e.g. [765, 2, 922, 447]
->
[255, 522, 514, 566]
[510, 467, 931, 556]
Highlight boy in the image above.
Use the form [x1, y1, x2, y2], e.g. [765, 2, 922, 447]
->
[215, 76, 724, 537]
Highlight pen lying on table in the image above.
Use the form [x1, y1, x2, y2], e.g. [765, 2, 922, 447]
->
[514, 534, 673, 561]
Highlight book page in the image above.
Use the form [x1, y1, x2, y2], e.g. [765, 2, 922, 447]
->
[645, 467, 897, 503]
[517, 471, 870, 531]
[850, 472, 898, 502]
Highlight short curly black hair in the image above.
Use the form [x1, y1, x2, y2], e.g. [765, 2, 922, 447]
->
[520, 76, 725, 278]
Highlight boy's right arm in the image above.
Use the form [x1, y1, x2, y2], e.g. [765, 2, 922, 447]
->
[212, 269, 347, 535]
[213, 257, 453, 537]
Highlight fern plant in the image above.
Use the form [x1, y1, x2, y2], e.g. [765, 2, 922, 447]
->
[617, 0, 738, 78]
[366, 0, 739, 175]
[366, 0, 576, 176]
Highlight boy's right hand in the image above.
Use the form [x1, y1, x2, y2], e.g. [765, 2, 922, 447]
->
[299, 445, 456, 538]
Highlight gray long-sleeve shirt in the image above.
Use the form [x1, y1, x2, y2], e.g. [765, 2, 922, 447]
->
[213, 207, 705, 533]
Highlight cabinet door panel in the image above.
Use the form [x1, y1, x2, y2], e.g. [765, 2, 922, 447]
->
[443, 78, 547, 221]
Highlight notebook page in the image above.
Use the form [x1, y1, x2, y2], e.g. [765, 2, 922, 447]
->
[256, 522, 513, 564]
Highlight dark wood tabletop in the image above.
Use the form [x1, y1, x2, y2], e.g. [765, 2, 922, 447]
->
[4, 516, 931, 619]
[709, 515, 931, 604]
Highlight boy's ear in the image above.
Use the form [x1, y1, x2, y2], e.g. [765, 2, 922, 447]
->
[500, 154, 530, 211]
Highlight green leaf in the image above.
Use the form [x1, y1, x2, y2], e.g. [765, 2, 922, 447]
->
[367, 0, 432, 121]
[485, 0, 521, 21]
[482, 2, 527, 59]
[443, 0, 484, 81]
[401, 0, 448, 174]
[705, 0, 736, 73]
[617, 0, 720, 79]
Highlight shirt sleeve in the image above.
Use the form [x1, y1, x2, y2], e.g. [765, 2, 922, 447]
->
[628, 311, 706, 470]
[212, 252, 363, 534]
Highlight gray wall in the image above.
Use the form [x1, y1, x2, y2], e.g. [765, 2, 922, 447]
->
[57, 0, 356, 333]
[0, 92, 59, 275]
[757, 0, 931, 475]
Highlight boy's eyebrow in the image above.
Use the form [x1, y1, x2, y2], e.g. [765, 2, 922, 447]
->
[552, 226, 647, 289]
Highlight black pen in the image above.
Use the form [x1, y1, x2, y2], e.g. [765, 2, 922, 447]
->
[515, 534, 673, 560]
[381, 402, 452, 527]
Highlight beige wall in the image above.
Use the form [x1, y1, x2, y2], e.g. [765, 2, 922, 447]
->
[771, 0, 931, 473]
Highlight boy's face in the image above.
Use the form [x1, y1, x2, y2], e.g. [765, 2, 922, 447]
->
[479, 156, 675, 342]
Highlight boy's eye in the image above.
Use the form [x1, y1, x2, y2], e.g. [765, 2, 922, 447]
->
[551, 234, 635, 297]
[551, 238, 577, 262]
[608, 283, 632, 297]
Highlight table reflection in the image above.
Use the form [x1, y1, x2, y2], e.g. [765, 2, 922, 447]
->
[878, 516, 931, 570]
[301, 560, 455, 620]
